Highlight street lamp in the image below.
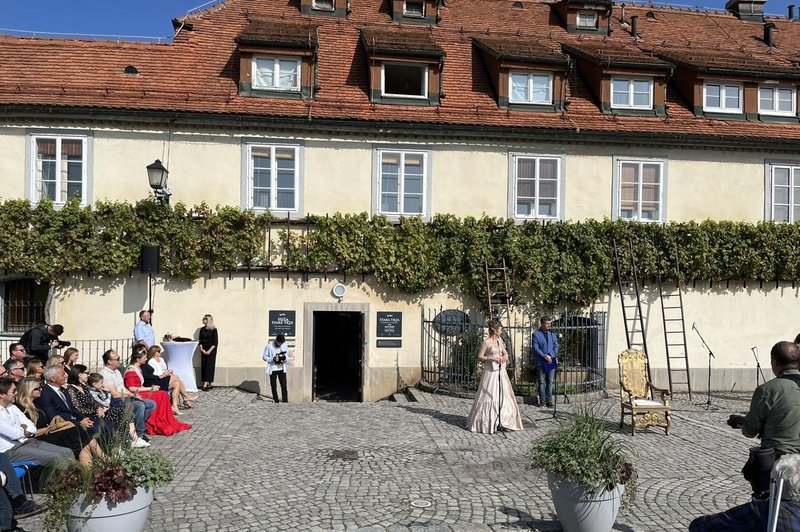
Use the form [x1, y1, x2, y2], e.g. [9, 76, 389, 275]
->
[146, 159, 172, 204]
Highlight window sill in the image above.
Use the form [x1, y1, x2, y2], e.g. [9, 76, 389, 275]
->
[376, 213, 430, 223]
[239, 83, 309, 100]
[370, 92, 441, 106]
[758, 114, 799, 124]
[504, 101, 562, 113]
[702, 111, 747, 121]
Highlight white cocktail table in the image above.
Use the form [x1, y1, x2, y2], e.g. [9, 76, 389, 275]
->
[161, 341, 199, 393]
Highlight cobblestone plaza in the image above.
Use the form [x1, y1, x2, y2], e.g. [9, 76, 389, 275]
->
[23, 387, 757, 531]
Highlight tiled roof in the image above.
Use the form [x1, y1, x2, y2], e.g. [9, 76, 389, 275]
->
[562, 41, 672, 70]
[360, 26, 445, 58]
[657, 46, 800, 79]
[235, 18, 319, 50]
[473, 36, 568, 65]
[2, 0, 800, 143]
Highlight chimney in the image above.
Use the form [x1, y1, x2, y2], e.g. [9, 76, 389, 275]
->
[725, 0, 767, 21]
[789, 4, 795, 18]
[620, 3, 626, 22]
[764, 22, 775, 46]
[630, 15, 639, 38]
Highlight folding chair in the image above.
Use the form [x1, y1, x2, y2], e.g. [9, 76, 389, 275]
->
[12, 461, 39, 502]
[767, 477, 784, 532]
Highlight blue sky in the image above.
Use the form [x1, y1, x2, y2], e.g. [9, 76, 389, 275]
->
[1, 0, 796, 39]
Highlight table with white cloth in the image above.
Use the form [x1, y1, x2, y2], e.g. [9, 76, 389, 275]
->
[161, 341, 199, 393]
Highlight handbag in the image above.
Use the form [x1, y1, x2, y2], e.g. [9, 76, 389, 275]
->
[741, 446, 776, 497]
[44, 415, 75, 434]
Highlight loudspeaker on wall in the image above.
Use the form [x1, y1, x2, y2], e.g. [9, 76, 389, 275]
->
[140, 245, 160, 274]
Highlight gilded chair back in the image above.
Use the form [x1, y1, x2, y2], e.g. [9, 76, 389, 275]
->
[618, 348, 651, 400]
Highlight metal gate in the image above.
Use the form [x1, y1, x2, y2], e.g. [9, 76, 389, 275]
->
[421, 308, 607, 396]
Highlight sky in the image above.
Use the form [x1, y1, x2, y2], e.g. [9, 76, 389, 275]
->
[1, 0, 797, 40]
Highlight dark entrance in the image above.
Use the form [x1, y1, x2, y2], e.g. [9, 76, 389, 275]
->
[313, 311, 363, 401]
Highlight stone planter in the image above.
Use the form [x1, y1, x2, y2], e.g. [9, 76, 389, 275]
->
[67, 487, 154, 532]
[547, 473, 624, 532]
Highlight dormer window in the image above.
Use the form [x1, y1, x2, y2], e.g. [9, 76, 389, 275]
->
[252, 56, 301, 92]
[312, 0, 335, 11]
[382, 63, 428, 99]
[611, 78, 653, 110]
[510, 72, 553, 105]
[703, 82, 742, 114]
[576, 11, 598, 29]
[759, 85, 796, 116]
[404, 0, 425, 17]
[235, 19, 318, 99]
[361, 27, 444, 106]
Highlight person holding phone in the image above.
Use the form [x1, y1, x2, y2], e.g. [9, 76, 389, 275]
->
[263, 335, 289, 403]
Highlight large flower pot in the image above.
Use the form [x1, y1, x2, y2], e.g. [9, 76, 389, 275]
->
[547, 473, 624, 532]
[67, 487, 154, 532]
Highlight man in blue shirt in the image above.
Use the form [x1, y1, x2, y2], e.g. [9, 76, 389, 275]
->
[134, 310, 156, 349]
[532, 316, 558, 407]
[689, 453, 800, 531]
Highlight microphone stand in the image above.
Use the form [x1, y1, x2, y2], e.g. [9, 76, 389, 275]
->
[692, 323, 719, 410]
[751, 347, 767, 388]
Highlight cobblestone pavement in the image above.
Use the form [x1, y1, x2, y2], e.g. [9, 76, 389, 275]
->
[21, 387, 758, 531]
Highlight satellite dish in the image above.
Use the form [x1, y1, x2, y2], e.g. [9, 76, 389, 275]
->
[332, 283, 347, 298]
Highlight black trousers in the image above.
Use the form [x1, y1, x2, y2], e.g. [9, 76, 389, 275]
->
[269, 370, 288, 403]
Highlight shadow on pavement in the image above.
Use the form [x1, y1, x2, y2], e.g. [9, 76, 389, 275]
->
[396, 405, 467, 429]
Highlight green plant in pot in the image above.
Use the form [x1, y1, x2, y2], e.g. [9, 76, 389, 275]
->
[529, 406, 637, 532]
[43, 429, 175, 532]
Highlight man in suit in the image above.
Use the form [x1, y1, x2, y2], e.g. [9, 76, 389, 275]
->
[532, 316, 559, 408]
[34, 365, 93, 432]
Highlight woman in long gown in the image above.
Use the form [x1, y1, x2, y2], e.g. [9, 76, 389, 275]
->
[124, 350, 191, 437]
[198, 314, 219, 391]
[465, 319, 523, 434]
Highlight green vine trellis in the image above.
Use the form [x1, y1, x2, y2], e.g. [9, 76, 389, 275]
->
[4, 199, 800, 309]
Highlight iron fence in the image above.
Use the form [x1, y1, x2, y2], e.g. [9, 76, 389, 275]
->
[2, 301, 45, 335]
[0, 338, 133, 372]
[421, 308, 607, 397]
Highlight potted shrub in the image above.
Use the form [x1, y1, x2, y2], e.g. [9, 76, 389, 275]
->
[529, 406, 637, 532]
[43, 440, 175, 532]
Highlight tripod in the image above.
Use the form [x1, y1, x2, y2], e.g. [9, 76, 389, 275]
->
[751, 346, 768, 388]
[692, 322, 719, 410]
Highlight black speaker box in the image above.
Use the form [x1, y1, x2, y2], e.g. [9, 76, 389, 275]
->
[140, 246, 160, 274]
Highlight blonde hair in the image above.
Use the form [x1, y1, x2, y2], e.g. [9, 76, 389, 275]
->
[16, 377, 41, 425]
[47, 354, 64, 366]
[487, 319, 503, 336]
[203, 314, 216, 330]
[147, 345, 162, 360]
[26, 359, 43, 377]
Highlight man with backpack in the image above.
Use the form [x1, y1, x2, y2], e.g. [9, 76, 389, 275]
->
[19, 323, 65, 364]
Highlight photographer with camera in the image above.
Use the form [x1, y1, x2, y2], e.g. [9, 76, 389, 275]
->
[727, 340, 800, 499]
[19, 324, 67, 365]
[262, 334, 289, 403]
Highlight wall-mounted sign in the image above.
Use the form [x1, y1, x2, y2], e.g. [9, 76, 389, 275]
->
[377, 339, 402, 348]
[269, 310, 296, 337]
[432, 309, 470, 336]
[377, 312, 402, 337]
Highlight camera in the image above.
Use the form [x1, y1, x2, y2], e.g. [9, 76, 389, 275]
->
[54, 340, 71, 349]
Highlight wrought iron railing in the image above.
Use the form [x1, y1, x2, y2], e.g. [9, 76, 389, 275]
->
[421, 307, 607, 397]
[0, 338, 133, 372]
[2, 301, 46, 335]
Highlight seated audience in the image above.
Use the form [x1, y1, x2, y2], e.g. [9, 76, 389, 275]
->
[1, 361, 24, 384]
[0, 377, 74, 466]
[124, 350, 191, 436]
[16, 377, 104, 466]
[147, 345, 196, 410]
[0, 451, 44, 524]
[62, 347, 80, 371]
[99, 350, 153, 446]
[25, 359, 43, 380]
[35, 365, 95, 434]
[46, 354, 64, 367]
[689, 453, 800, 531]
[65, 365, 114, 434]
[6, 344, 25, 365]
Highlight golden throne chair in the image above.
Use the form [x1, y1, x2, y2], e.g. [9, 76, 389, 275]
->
[618, 348, 672, 435]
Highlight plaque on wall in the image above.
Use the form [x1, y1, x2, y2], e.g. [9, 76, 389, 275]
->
[377, 312, 402, 337]
[269, 310, 296, 337]
[377, 339, 402, 348]
[432, 309, 470, 336]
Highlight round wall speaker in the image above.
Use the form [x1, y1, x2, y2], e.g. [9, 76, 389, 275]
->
[332, 283, 347, 298]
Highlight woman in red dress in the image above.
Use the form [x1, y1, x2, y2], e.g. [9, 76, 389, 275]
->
[124, 349, 191, 436]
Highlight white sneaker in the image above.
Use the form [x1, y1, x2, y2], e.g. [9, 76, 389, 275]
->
[132, 437, 151, 448]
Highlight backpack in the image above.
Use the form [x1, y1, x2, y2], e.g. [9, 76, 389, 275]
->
[19, 324, 46, 352]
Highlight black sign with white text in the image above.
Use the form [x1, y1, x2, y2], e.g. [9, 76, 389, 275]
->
[376, 312, 402, 337]
[269, 310, 296, 337]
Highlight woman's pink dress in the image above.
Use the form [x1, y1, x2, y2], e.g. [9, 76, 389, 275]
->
[124, 367, 191, 436]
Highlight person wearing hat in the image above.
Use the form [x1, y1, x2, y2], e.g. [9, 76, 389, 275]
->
[262, 335, 289, 403]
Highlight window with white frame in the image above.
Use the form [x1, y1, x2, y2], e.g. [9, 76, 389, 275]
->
[769, 164, 800, 223]
[382, 63, 428, 98]
[377, 150, 427, 216]
[404, 0, 425, 17]
[513, 155, 561, 219]
[611, 78, 653, 110]
[509, 71, 553, 104]
[312, 0, 335, 11]
[617, 159, 664, 222]
[703, 82, 742, 113]
[246, 144, 299, 211]
[252, 56, 301, 91]
[576, 11, 598, 29]
[31, 135, 87, 204]
[759, 85, 796, 116]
